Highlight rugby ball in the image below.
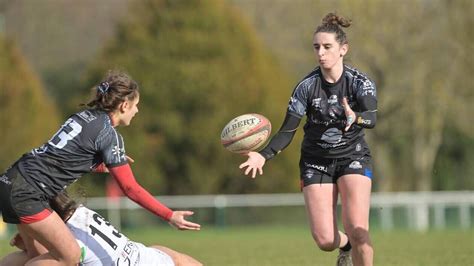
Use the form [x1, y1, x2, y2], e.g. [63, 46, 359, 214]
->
[221, 113, 272, 154]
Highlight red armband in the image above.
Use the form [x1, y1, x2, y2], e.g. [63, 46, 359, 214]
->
[108, 164, 173, 221]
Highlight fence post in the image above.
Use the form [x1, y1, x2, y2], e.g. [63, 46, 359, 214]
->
[214, 195, 227, 227]
[380, 206, 394, 231]
[434, 204, 445, 229]
[413, 203, 429, 232]
[459, 203, 470, 229]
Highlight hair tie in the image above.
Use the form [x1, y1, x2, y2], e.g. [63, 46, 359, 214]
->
[97, 82, 110, 95]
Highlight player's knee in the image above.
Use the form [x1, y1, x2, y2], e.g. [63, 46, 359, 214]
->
[311, 233, 337, 251]
[174, 256, 203, 266]
[347, 227, 370, 246]
[57, 246, 82, 265]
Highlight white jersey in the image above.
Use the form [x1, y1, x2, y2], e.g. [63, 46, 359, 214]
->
[67, 205, 175, 266]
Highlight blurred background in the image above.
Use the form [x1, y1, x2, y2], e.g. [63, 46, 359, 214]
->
[0, 0, 473, 234]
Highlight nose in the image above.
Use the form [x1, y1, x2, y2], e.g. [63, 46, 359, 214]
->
[317, 47, 324, 57]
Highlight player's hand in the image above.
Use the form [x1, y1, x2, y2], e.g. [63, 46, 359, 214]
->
[10, 233, 26, 250]
[342, 97, 356, 131]
[168, 211, 201, 231]
[239, 151, 266, 178]
[126, 155, 135, 163]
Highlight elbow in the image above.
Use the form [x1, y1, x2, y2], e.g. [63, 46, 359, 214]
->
[366, 119, 376, 129]
[121, 185, 139, 201]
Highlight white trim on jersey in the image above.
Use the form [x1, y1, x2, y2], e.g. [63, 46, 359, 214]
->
[67, 206, 174, 266]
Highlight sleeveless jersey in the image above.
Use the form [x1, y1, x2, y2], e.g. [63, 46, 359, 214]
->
[16, 109, 128, 197]
[68, 206, 174, 266]
[288, 65, 377, 158]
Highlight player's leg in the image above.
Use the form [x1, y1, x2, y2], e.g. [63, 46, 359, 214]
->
[150, 245, 203, 266]
[301, 156, 347, 252]
[18, 211, 81, 266]
[303, 183, 345, 251]
[0, 251, 30, 266]
[338, 174, 373, 266]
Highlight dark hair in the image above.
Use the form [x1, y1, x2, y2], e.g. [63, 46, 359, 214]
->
[85, 70, 139, 112]
[50, 191, 79, 221]
[315, 12, 352, 45]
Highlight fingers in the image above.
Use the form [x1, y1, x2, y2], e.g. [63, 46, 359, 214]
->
[126, 155, 135, 163]
[170, 211, 201, 231]
[345, 115, 354, 131]
[180, 220, 201, 231]
[342, 97, 351, 110]
[342, 97, 355, 131]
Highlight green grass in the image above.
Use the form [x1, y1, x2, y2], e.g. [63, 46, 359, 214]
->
[1, 226, 473, 265]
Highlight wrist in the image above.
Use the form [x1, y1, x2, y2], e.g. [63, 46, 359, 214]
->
[258, 151, 273, 161]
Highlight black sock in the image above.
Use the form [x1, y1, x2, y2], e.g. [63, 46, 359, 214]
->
[340, 236, 352, 251]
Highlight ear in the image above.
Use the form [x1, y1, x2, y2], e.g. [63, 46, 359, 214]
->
[119, 100, 129, 113]
[340, 43, 349, 57]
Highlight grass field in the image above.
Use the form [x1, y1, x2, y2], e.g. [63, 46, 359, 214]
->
[1, 225, 472, 265]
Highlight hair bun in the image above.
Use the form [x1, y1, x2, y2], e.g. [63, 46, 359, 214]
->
[322, 12, 352, 28]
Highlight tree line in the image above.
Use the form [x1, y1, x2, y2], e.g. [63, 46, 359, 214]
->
[0, 0, 472, 196]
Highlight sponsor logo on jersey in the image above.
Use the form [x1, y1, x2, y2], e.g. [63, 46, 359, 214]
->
[304, 162, 328, 172]
[78, 110, 97, 123]
[349, 161, 363, 169]
[356, 143, 362, 152]
[357, 117, 371, 125]
[112, 145, 126, 161]
[312, 98, 322, 108]
[328, 95, 338, 105]
[321, 128, 342, 144]
[0, 174, 11, 185]
[361, 80, 375, 96]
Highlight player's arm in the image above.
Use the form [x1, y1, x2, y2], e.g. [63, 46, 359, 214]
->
[352, 95, 377, 129]
[240, 112, 301, 178]
[108, 164, 172, 220]
[259, 112, 301, 160]
[354, 80, 377, 129]
[108, 164, 200, 230]
[240, 77, 309, 178]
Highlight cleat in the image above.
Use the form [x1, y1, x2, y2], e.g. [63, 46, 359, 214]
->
[336, 249, 353, 266]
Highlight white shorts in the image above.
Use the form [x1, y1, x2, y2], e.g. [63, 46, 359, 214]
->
[116, 242, 175, 266]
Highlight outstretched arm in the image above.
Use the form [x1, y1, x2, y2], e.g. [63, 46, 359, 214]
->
[239, 112, 301, 178]
[108, 164, 200, 230]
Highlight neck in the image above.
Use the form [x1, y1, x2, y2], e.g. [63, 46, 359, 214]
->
[321, 63, 344, 83]
[108, 112, 119, 127]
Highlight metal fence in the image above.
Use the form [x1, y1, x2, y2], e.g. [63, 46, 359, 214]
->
[83, 191, 474, 232]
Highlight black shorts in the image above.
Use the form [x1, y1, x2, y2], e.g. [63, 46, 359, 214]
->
[0, 164, 52, 224]
[299, 152, 373, 187]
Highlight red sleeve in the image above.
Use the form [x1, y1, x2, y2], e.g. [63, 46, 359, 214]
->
[108, 164, 173, 221]
[92, 163, 108, 173]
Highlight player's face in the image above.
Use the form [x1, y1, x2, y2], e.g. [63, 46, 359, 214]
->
[313, 32, 347, 70]
[119, 95, 139, 126]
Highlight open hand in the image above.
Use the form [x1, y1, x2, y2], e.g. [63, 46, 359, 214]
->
[168, 211, 201, 231]
[342, 97, 356, 131]
[239, 151, 266, 178]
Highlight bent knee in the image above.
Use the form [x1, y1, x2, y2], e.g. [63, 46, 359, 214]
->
[174, 256, 203, 266]
[311, 233, 338, 252]
[347, 227, 370, 246]
[55, 247, 82, 265]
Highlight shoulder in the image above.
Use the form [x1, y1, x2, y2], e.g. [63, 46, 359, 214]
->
[344, 65, 375, 86]
[293, 67, 321, 92]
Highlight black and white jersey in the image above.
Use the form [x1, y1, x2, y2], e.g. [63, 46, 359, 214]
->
[16, 109, 128, 197]
[69, 206, 175, 265]
[288, 65, 377, 158]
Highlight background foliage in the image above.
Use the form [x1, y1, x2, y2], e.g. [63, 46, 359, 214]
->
[0, 0, 472, 195]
